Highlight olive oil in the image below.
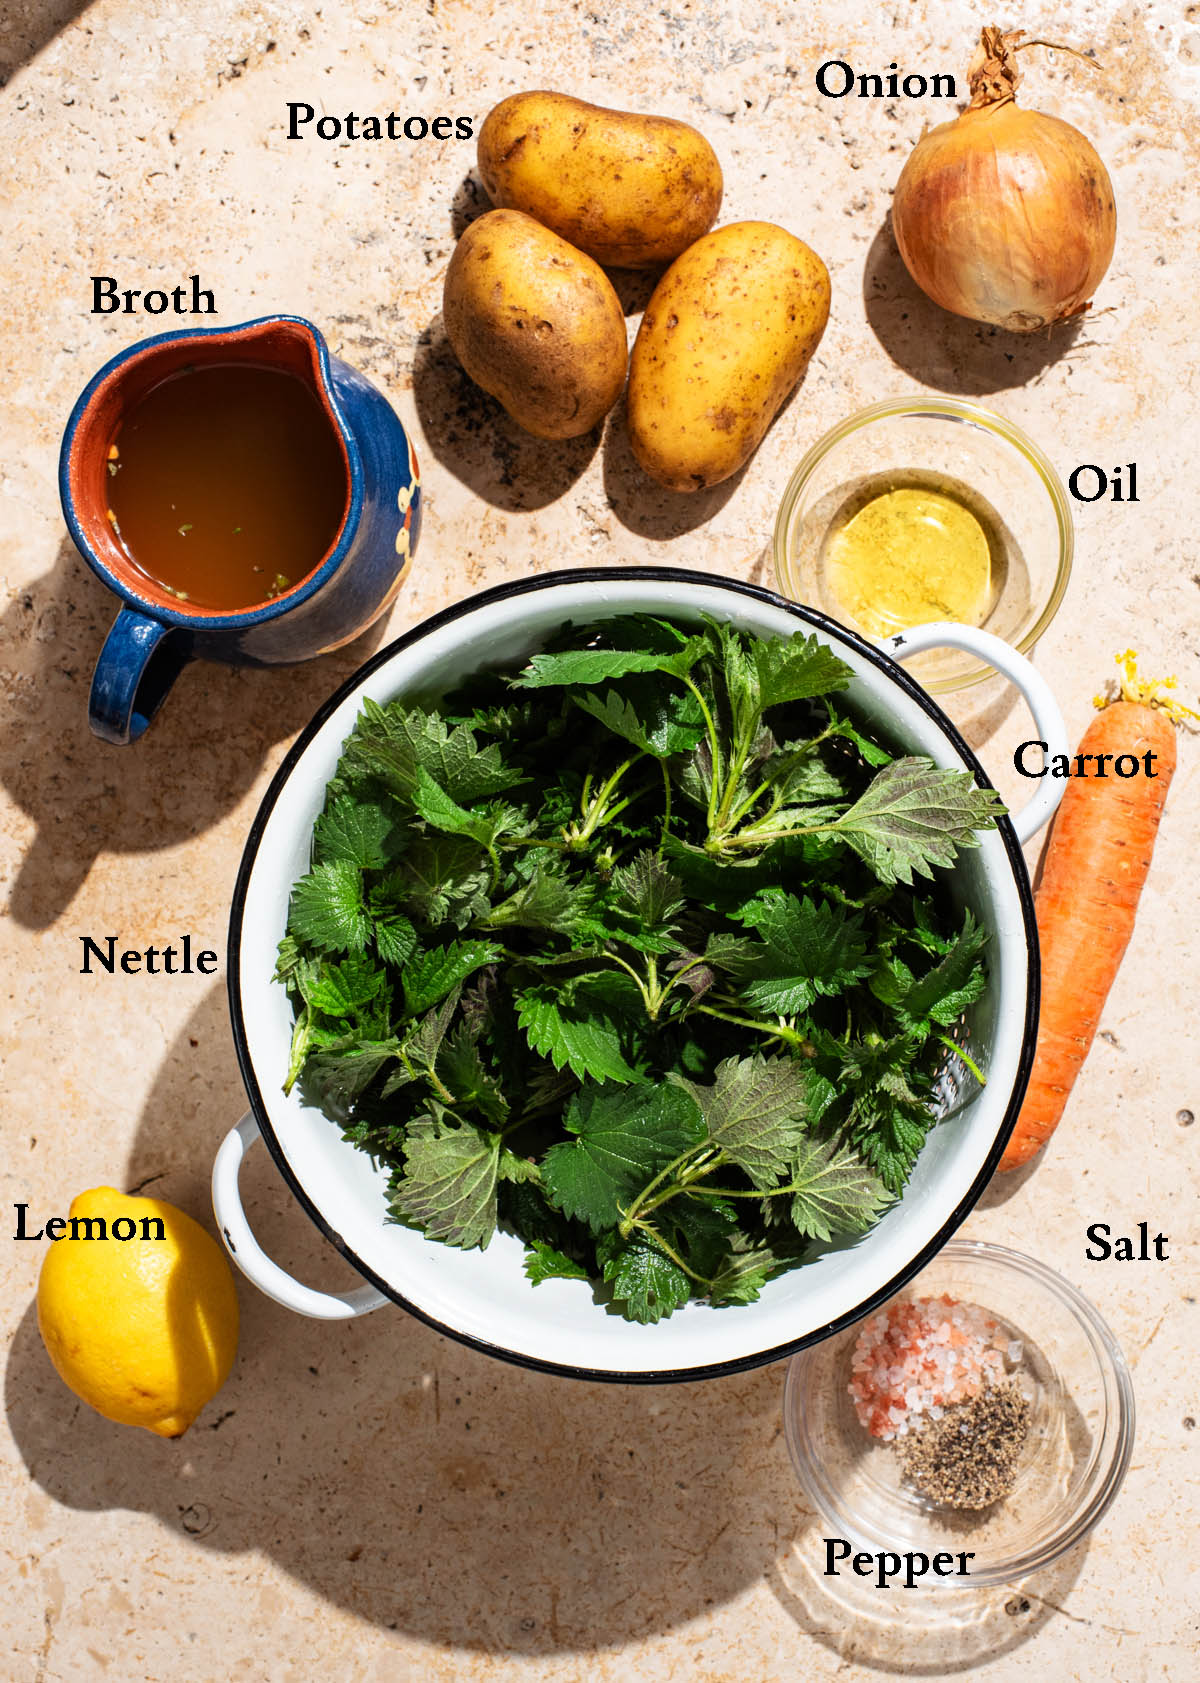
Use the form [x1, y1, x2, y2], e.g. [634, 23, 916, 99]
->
[105, 363, 348, 611]
[820, 477, 1004, 638]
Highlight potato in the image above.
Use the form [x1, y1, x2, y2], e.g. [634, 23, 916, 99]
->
[627, 221, 831, 491]
[442, 209, 627, 440]
[477, 91, 722, 270]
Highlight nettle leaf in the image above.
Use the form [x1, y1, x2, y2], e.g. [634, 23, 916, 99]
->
[397, 834, 489, 929]
[828, 757, 1005, 886]
[373, 911, 418, 968]
[524, 1241, 590, 1286]
[707, 1250, 774, 1307]
[901, 913, 987, 1026]
[391, 1121, 502, 1249]
[313, 798, 393, 870]
[437, 1024, 508, 1125]
[410, 767, 520, 853]
[516, 985, 639, 1085]
[763, 744, 846, 805]
[599, 1232, 692, 1324]
[785, 1137, 892, 1243]
[302, 1038, 401, 1118]
[575, 686, 704, 759]
[350, 700, 521, 803]
[753, 631, 852, 708]
[296, 956, 388, 1018]
[513, 640, 704, 690]
[483, 869, 591, 934]
[714, 623, 761, 742]
[288, 860, 371, 954]
[826, 703, 894, 767]
[402, 940, 500, 1016]
[706, 1230, 809, 1306]
[734, 892, 871, 1014]
[273, 934, 304, 984]
[613, 850, 685, 932]
[498, 1149, 539, 1185]
[383, 985, 463, 1096]
[855, 1107, 931, 1194]
[540, 1083, 704, 1233]
[702, 931, 760, 970]
[671, 1055, 809, 1189]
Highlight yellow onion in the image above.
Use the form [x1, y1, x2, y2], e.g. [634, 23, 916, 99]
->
[892, 26, 1116, 332]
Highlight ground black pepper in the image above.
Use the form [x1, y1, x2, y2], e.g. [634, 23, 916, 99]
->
[900, 1381, 1029, 1509]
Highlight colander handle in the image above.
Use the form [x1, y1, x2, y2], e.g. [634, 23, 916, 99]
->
[884, 622, 1069, 845]
[212, 1112, 389, 1319]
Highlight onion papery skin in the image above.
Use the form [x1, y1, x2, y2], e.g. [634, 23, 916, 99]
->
[892, 102, 1116, 333]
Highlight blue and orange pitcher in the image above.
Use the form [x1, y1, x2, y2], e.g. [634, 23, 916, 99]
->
[60, 315, 421, 744]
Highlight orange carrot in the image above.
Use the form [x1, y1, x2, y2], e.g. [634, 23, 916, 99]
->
[999, 653, 1194, 1171]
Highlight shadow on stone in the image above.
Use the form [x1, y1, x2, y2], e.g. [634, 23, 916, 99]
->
[0, 537, 391, 931]
[0, 0, 92, 86]
[5, 983, 797, 1655]
[863, 215, 1090, 398]
[411, 315, 600, 512]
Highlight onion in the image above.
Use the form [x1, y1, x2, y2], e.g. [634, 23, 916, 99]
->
[892, 26, 1116, 333]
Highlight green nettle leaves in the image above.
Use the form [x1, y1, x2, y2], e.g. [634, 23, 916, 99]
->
[672, 1055, 808, 1187]
[540, 1084, 704, 1232]
[732, 893, 872, 1016]
[288, 860, 372, 954]
[784, 1137, 892, 1243]
[516, 984, 640, 1085]
[825, 758, 1006, 886]
[276, 614, 998, 1322]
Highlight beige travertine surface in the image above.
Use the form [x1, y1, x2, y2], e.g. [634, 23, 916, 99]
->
[2, 1, 1198, 1677]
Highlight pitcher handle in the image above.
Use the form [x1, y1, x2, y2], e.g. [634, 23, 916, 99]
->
[212, 1112, 389, 1319]
[89, 605, 190, 745]
[885, 623, 1069, 846]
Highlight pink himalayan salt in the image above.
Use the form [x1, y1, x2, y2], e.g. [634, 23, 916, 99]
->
[848, 1294, 1007, 1441]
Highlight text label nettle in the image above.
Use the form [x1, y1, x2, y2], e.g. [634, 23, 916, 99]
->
[79, 935, 218, 976]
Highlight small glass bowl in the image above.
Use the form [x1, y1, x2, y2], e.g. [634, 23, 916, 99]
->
[773, 398, 1073, 692]
[783, 1241, 1134, 1587]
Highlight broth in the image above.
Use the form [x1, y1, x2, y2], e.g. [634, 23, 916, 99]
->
[105, 362, 348, 611]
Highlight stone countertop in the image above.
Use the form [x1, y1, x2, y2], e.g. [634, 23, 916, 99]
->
[2, 2, 1197, 1678]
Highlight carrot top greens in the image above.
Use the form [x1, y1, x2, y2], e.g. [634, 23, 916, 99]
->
[275, 615, 1003, 1321]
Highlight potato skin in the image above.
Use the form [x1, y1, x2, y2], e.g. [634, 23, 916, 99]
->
[478, 91, 722, 270]
[443, 209, 627, 440]
[627, 222, 831, 491]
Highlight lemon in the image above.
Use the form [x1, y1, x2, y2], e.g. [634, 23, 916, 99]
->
[36, 1187, 239, 1438]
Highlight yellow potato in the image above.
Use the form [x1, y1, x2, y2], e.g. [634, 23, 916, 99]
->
[443, 209, 627, 440]
[627, 222, 831, 491]
[478, 91, 722, 270]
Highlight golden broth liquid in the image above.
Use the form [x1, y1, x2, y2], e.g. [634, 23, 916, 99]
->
[106, 363, 348, 610]
[820, 475, 1007, 638]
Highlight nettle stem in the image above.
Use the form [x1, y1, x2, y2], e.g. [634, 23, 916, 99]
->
[564, 756, 642, 849]
[937, 1032, 987, 1087]
[682, 677, 722, 828]
[634, 1222, 715, 1287]
[618, 1142, 721, 1236]
[697, 1002, 815, 1053]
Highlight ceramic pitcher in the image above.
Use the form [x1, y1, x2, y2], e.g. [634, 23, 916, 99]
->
[59, 315, 422, 744]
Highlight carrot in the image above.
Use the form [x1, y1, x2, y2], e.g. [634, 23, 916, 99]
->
[998, 652, 1195, 1171]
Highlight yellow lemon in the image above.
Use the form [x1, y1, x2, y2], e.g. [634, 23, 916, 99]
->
[36, 1187, 239, 1438]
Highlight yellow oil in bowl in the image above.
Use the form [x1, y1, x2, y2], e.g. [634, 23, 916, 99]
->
[820, 476, 1005, 638]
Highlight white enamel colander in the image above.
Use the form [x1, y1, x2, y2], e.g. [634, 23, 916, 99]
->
[213, 570, 1067, 1381]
